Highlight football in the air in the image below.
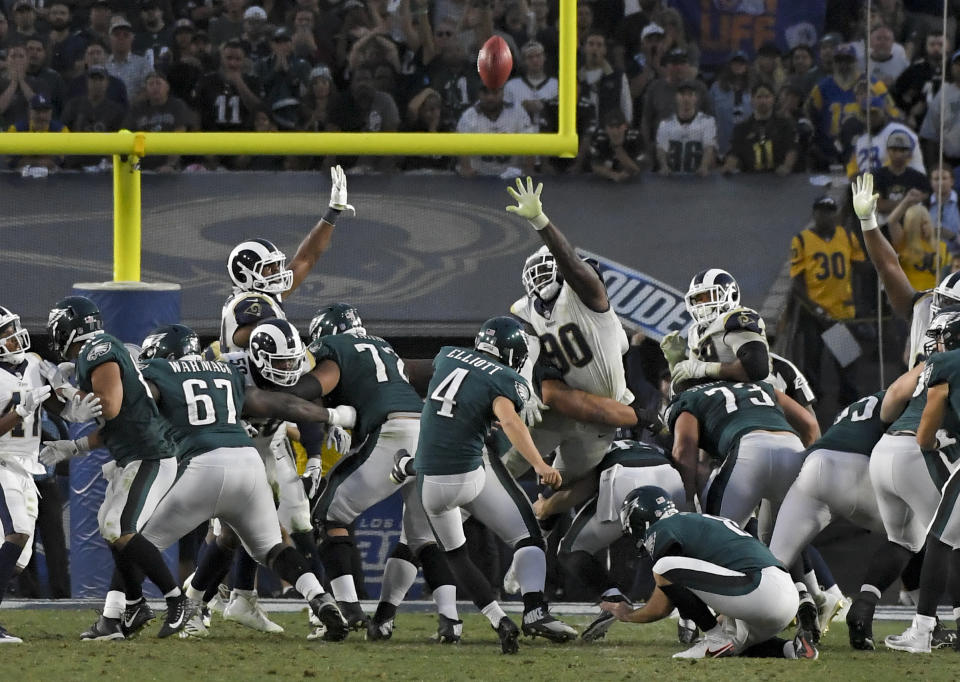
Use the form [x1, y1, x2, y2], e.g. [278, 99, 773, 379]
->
[477, 35, 513, 90]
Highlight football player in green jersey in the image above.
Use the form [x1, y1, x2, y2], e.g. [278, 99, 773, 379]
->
[533, 439, 684, 642]
[39, 296, 190, 640]
[886, 307, 960, 653]
[409, 316, 577, 653]
[602, 486, 818, 660]
[126, 324, 350, 641]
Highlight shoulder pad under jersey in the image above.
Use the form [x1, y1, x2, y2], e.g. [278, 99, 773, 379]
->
[723, 308, 765, 335]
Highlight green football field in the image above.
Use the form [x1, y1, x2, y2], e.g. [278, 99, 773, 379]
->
[0, 610, 954, 681]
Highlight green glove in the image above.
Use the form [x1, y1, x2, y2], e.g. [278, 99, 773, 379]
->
[659, 331, 687, 372]
[506, 176, 549, 230]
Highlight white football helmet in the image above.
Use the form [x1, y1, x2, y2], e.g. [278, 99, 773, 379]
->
[522, 246, 562, 301]
[228, 238, 294, 295]
[930, 271, 960, 320]
[0, 306, 30, 365]
[248, 318, 306, 387]
[685, 268, 740, 325]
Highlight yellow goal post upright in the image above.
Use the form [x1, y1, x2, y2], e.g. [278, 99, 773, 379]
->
[0, 0, 577, 283]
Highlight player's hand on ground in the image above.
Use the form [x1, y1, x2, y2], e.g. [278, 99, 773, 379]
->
[536, 464, 561, 489]
[506, 176, 549, 230]
[599, 599, 632, 621]
[60, 392, 103, 422]
[15, 385, 51, 419]
[659, 331, 686, 371]
[39, 437, 89, 466]
[328, 164, 356, 216]
[852, 172, 879, 230]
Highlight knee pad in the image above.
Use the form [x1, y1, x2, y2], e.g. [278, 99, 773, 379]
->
[391, 541, 419, 566]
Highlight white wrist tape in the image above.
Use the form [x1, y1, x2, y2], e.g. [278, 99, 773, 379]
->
[529, 213, 549, 230]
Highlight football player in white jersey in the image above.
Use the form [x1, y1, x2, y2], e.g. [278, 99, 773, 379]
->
[502, 177, 634, 485]
[0, 306, 102, 643]
[852, 172, 960, 368]
[662, 268, 772, 387]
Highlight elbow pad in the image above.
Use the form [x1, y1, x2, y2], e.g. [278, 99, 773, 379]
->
[736, 341, 770, 381]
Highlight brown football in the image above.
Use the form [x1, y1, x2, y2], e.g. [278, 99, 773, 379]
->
[477, 35, 513, 90]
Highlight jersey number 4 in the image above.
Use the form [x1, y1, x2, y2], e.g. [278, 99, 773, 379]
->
[431, 368, 469, 418]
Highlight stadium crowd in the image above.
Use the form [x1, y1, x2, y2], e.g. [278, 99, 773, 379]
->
[0, 0, 957, 180]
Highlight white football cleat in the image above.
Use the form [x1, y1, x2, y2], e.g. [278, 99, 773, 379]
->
[815, 591, 845, 635]
[223, 592, 284, 633]
[672, 633, 735, 659]
[885, 617, 932, 654]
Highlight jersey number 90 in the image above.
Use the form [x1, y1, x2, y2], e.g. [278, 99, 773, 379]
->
[539, 323, 594, 375]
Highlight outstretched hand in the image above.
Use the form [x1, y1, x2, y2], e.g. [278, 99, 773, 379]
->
[506, 176, 549, 230]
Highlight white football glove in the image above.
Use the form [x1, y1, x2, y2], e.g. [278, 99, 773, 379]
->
[325, 425, 352, 453]
[300, 457, 325, 500]
[326, 404, 357, 428]
[15, 385, 52, 419]
[389, 449, 415, 485]
[659, 331, 688, 372]
[506, 176, 550, 230]
[852, 172, 879, 231]
[328, 164, 356, 216]
[520, 392, 548, 428]
[39, 436, 90, 466]
[59, 392, 103, 422]
[672, 358, 721, 385]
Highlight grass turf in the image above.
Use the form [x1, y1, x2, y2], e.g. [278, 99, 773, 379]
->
[0, 610, 953, 681]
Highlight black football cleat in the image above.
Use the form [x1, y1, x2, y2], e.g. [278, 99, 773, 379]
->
[337, 600, 369, 631]
[846, 598, 876, 651]
[120, 598, 155, 638]
[796, 599, 821, 645]
[309, 593, 350, 642]
[158, 595, 197, 639]
[80, 614, 124, 641]
[495, 616, 520, 654]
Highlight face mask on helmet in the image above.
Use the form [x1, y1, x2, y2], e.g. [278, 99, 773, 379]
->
[46, 296, 103, 361]
[619, 486, 678, 545]
[229, 239, 294, 295]
[924, 306, 960, 355]
[248, 319, 306, 386]
[0, 308, 30, 365]
[931, 271, 960, 320]
[522, 248, 562, 301]
[685, 269, 740, 325]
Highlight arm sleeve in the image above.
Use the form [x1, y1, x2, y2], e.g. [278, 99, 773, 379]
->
[735, 340, 770, 381]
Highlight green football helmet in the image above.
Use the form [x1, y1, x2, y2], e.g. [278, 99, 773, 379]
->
[620, 486, 678, 543]
[308, 303, 365, 341]
[140, 324, 201, 361]
[47, 296, 104, 361]
[475, 316, 528, 370]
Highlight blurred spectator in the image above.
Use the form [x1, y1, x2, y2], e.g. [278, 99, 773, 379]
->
[625, 22, 665, 107]
[652, 6, 699, 69]
[24, 36, 66, 115]
[46, 2, 86, 78]
[708, 50, 751, 157]
[6, 93, 68, 171]
[125, 70, 193, 171]
[869, 24, 909, 87]
[193, 38, 263, 130]
[655, 80, 716, 177]
[575, 0, 593, 46]
[752, 41, 785, 92]
[816, 32, 842, 77]
[578, 30, 632, 130]
[540, 80, 597, 174]
[330, 60, 399, 172]
[418, 16, 481, 131]
[164, 19, 202, 102]
[527, 0, 557, 75]
[400, 86, 454, 171]
[0, 43, 35, 127]
[893, 30, 949, 129]
[499, 0, 534, 55]
[84, 0, 113, 48]
[134, 0, 174, 68]
[806, 44, 899, 170]
[106, 15, 153, 102]
[290, 6, 336, 67]
[615, 0, 664, 60]
[66, 41, 129, 107]
[930, 166, 960, 251]
[887, 193, 948, 291]
[209, 0, 246, 48]
[257, 27, 310, 109]
[590, 107, 644, 182]
[0, 13, 8, 48]
[234, 108, 287, 170]
[641, 46, 711, 153]
[9, 0, 42, 44]
[789, 195, 864, 405]
[240, 6, 272, 60]
[874, 130, 932, 214]
[786, 44, 820, 97]
[456, 84, 534, 177]
[845, 88, 924, 177]
[61, 63, 126, 167]
[919, 49, 960, 168]
[777, 82, 814, 171]
[504, 40, 556, 132]
[723, 81, 797, 175]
